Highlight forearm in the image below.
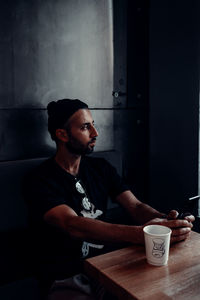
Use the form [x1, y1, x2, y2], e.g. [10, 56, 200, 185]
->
[116, 191, 164, 224]
[129, 202, 164, 224]
[44, 203, 193, 247]
[44, 204, 144, 244]
[64, 216, 143, 244]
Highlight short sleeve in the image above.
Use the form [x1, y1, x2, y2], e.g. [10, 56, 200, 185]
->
[24, 174, 67, 220]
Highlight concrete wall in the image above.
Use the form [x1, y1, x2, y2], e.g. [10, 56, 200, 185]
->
[0, 0, 114, 160]
[148, 0, 199, 212]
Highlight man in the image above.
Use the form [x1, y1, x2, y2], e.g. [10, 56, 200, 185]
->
[26, 99, 194, 299]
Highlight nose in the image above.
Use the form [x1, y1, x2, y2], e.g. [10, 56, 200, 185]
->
[90, 125, 98, 137]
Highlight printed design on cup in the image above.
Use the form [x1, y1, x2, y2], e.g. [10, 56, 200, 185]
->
[152, 238, 165, 258]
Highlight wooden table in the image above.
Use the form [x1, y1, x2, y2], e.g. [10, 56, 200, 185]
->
[84, 231, 200, 299]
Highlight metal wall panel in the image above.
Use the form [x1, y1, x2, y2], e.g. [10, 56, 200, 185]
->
[0, 0, 113, 109]
[0, 0, 115, 161]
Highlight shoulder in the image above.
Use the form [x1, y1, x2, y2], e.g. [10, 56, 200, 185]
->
[24, 157, 71, 198]
[27, 157, 65, 186]
[30, 157, 56, 177]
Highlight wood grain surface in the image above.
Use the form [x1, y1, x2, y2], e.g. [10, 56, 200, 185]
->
[85, 231, 200, 299]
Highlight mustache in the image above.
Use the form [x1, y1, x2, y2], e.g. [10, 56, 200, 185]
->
[89, 137, 97, 143]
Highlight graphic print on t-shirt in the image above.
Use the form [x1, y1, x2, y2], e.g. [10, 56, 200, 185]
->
[75, 179, 104, 257]
[80, 201, 104, 258]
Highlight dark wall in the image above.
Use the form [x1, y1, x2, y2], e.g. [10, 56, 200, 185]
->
[115, 0, 199, 213]
[148, 0, 199, 212]
[113, 0, 149, 202]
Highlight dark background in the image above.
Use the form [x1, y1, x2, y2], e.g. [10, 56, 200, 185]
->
[0, 0, 199, 214]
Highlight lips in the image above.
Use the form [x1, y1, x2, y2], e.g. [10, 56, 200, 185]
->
[89, 139, 96, 147]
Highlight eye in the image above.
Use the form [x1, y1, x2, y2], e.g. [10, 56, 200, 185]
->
[81, 124, 91, 130]
[81, 122, 96, 131]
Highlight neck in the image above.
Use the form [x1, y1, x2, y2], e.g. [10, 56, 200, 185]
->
[55, 146, 81, 176]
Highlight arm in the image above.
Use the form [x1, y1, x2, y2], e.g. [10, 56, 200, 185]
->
[116, 190, 194, 243]
[116, 190, 165, 224]
[44, 204, 143, 244]
[116, 190, 195, 223]
[44, 202, 192, 245]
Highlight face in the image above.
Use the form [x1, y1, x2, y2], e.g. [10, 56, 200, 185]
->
[64, 109, 98, 155]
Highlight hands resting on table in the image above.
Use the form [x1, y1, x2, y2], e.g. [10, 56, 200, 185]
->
[144, 210, 195, 244]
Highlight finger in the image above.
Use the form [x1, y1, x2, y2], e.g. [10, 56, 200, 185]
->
[171, 227, 191, 237]
[167, 210, 179, 220]
[171, 231, 191, 244]
[163, 219, 193, 228]
[184, 215, 195, 222]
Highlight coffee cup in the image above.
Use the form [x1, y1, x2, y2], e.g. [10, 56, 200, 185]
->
[143, 225, 172, 266]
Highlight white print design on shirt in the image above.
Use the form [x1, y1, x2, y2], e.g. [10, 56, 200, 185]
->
[80, 202, 104, 258]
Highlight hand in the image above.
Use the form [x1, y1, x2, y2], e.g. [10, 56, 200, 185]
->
[167, 209, 195, 223]
[144, 216, 193, 244]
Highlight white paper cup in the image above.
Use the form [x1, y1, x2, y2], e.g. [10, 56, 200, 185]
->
[143, 225, 172, 266]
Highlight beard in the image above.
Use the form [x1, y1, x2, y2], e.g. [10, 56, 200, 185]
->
[65, 137, 96, 156]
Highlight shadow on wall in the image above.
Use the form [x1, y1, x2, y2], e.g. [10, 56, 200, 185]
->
[0, 104, 56, 161]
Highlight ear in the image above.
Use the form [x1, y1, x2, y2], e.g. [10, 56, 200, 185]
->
[55, 129, 69, 142]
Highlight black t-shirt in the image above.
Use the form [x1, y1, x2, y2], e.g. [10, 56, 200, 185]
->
[25, 156, 129, 280]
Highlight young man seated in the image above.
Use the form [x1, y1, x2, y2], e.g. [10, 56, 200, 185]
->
[25, 99, 194, 299]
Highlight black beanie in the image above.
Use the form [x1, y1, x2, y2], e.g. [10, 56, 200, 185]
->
[47, 98, 88, 140]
